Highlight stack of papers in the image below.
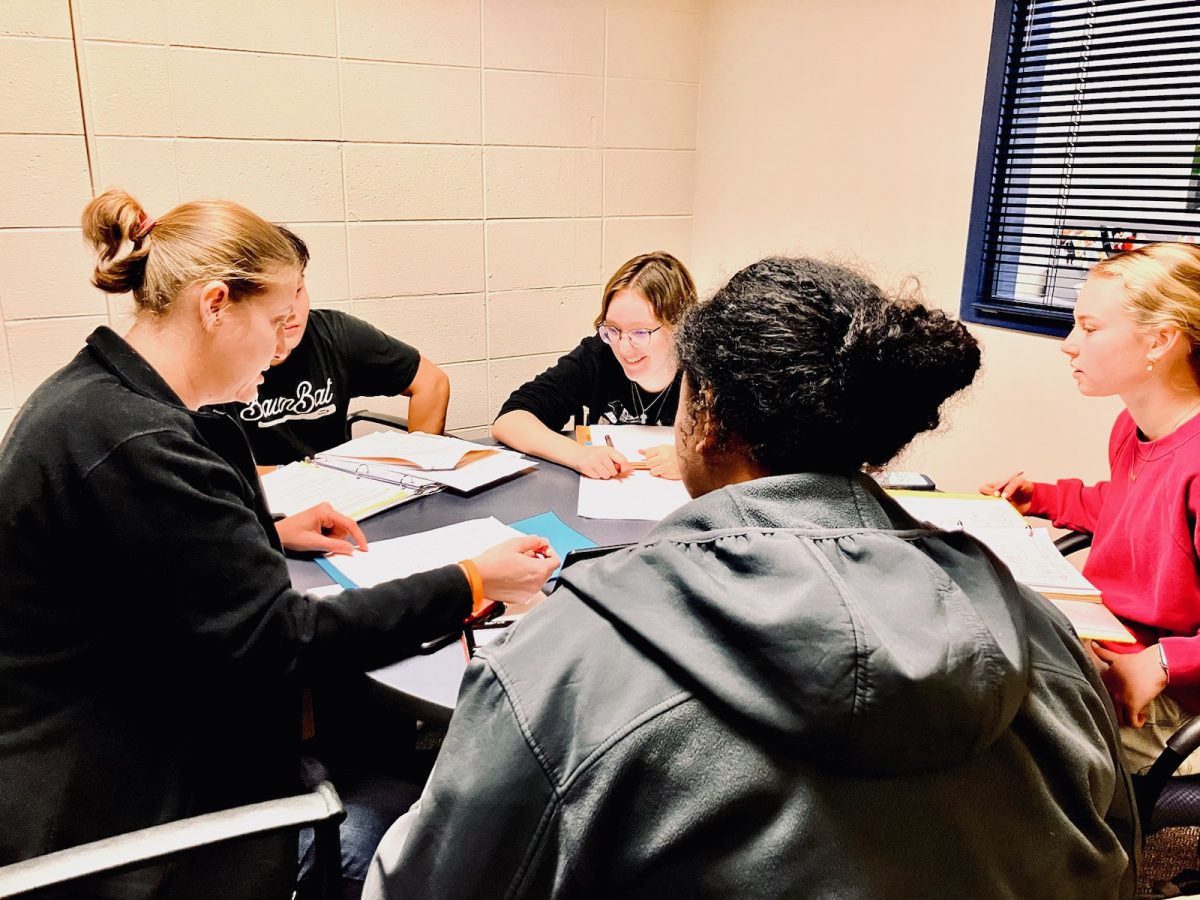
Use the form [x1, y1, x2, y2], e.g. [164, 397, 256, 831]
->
[261, 432, 535, 522]
[316, 431, 535, 493]
[319, 431, 498, 471]
[887, 491, 1133, 643]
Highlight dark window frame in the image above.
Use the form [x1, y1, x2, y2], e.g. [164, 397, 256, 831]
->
[960, 0, 1200, 338]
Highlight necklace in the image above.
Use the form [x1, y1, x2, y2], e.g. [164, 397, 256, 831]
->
[630, 378, 677, 425]
[1129, 399, 1200, 482]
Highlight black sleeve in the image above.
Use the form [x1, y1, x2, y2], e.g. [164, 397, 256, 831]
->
[86, 431, 472, 679]
[329, 312, 423, 400]
[496, 340, 601, 430]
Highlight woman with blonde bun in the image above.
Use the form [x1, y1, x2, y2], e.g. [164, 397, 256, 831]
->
[0, 189, 557, 898]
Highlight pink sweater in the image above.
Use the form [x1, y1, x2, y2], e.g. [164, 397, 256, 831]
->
[1030, 409, 1200, 713]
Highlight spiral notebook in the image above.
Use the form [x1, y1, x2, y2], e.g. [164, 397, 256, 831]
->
[260, 459, 441, 522]
[314, 431, 536, 493]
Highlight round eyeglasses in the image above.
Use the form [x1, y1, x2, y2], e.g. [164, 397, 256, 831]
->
[597, 324, 662, 350]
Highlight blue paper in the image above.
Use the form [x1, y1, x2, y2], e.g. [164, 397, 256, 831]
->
[316, 556, 359, 589]
[508, 511, 597, 579]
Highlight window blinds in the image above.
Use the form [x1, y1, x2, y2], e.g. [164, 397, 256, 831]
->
[962, 0, 1200, 335]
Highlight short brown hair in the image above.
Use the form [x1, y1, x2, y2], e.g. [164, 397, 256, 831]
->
[275, 224, 311, 270]
[594, 251, 697, 328]
[82, 188, 299, 316]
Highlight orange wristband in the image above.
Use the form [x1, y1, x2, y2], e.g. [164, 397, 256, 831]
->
[457, 559, 486, 615]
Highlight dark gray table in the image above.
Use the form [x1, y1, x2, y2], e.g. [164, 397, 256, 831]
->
[286, 456, 655, 592]
[287, 455, 659, 717]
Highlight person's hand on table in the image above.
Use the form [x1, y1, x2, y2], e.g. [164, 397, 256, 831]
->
[571, 444, 629, 480]
[1092, 644, 1168, 728]
[979, 471, 1034, 515]
[640, 444, 680, 480]
[276, 502, 367, 556]
[472, 536, 560, 605]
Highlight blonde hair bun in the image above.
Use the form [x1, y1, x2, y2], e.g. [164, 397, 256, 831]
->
[80, 189, 300, 315]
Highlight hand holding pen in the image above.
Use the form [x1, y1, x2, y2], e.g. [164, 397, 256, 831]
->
[979, 470, 1035, 515]
[572, 434, 629, 479]
[471, 535, 560, 604]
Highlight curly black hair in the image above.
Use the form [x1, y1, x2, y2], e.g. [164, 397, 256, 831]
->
[674, 257, 981, 474]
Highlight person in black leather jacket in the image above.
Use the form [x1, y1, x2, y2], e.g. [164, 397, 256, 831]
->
[366, 256, 1136, 899]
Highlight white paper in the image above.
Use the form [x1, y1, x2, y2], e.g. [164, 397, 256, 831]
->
[370, 629, 507, 709]
[403, 452, 536, 492]
[305, 584, 344, 599]
[304, 579, 513, 708]
[588, 423, 674, 462]
[577, 470, 691, 521]
[317, 432, 534, 492]
[888, 491, 1100, 596]
[319, 430, 492, 471]
[969, 528, 1097, 594]
[889, 492, 1030, 534]
[261, 461, 422, 520]
[1049, 598, 1134, 643]
[322, 517, 522, 588]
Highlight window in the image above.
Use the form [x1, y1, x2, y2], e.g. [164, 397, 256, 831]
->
[961, 0, 1200, 336]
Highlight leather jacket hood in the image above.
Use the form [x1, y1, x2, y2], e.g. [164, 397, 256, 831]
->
[557, 472, 1033, 776]
[366, 470, 1134, 899]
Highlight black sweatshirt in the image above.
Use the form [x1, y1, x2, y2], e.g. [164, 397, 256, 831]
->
[497, 335, 681, 428]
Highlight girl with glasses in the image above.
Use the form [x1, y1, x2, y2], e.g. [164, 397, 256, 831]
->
[492, 251, 697, 479]
[983, 241, 1200, 778]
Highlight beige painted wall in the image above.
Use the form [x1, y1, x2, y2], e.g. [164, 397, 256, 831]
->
[0, 0, 702, 438]
[691, 0, 1122, 493]
[2, 0, 1126, 484]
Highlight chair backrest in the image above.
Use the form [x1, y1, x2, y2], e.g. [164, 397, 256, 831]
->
[0, 781, 345, 899]
[1055, 531, 1200, 839]
[1133, 717, 1200, 833]
[347, 408, 409, 439]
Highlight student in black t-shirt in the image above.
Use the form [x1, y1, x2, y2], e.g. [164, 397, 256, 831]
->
[229, 227, 451, 466]
[492, 251, 697, 479]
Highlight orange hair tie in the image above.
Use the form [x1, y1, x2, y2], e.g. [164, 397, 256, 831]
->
[134, 214, 158, 241]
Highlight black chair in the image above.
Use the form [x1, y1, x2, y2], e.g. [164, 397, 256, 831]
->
[0, 781, 345, 899]
[347, 408, 409, 437]
[1053, 531, 1200, 836]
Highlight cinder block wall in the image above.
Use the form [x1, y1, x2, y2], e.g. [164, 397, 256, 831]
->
[0, 0, 703, 437]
